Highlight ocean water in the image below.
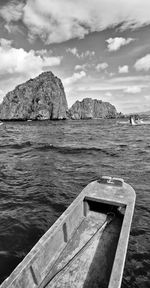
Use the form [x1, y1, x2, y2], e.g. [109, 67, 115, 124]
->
[0, 119, 149, 288]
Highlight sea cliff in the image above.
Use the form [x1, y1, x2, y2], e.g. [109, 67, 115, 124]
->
[0, 71, 68, 120]
[68, 98, 117, 119]
[0, 72, 118, 120]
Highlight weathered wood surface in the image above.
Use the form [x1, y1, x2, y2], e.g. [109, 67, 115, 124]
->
[0, 177, 136, 288]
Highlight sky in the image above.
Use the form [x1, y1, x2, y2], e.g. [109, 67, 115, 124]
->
[0, 1, 150, 113]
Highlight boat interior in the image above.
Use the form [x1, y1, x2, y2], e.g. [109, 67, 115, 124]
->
[40, 198, 125, 288]
[1, 178, 135, 288]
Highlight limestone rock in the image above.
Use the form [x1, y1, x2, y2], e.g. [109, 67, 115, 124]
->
[0, 71, 68, 120]
[68, 98, 117, 119]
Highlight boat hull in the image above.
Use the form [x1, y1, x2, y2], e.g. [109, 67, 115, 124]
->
[0, 177, 136, 288]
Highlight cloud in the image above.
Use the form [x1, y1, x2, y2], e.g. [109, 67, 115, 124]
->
[66, 47, 95, 58]
[63, 73, 150, 111]
[75, 74, 149, 93]
[134, 54, 150, 71]
[0, 37, 62, 101]
[118, 65, 129, 73]
[96, 62, 108, 71]
[0, 1, 24, 23]
[124, 86, 142, 93]
[75, 65, 85, 71]
[1, 0, 150, 43]
[106, 37, 134, 51]
[63, 71, 86, 87]
[0, 38, 62, 77]
[66, 48, 79, 57]
[75, 64, 90, 71]
[105, 92, 112, 97]
[4, 22, 24, 34]
[109, 75, 150, 83]
[0, 38, 12, 48]
[35, 49, 52, 57]
[82, 50, 95, 58]
[144, 95, 150, 100]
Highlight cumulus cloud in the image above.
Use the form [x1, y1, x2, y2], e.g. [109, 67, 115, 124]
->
[66, 47, 95, 58]
[75, 65, 85, 71]
[134, 54, 150, 71]
[4, 23, 24, 34]
[0, 37, 62, 101]
[63, 71, 86, 87]
[124, 86, 142, 93]
[35, 49, 51, 57]
[66, 48, 79, 57]
[0, 37, 62, 77]
[106, 37, 134, 51]
[82, 50, 95, 58]
[0, 38, 12, 48]
[118, 65, 129, 73]
[1, 0, 150, 43]
[75, 64, 90, 71]
[96, 62, 108, 71]
[0, 1, 24, 23]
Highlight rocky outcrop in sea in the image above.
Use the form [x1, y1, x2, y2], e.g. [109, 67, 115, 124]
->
[0, 71, 68, 120]
[68, 98, 117, 119]
[0, 71, 119, 121]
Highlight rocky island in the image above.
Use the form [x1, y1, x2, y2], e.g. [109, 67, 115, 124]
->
[68, 98, 117, 119]
[0, 71, 68, 120]
[0, 71, 118, 120]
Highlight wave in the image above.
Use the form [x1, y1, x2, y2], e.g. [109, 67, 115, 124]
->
[0, 141, 119, 160]
[119, 144, 128, 148]
[131, 228, 146, 236]
[35, 144, 119, 157]
[0, 141, 32, 149]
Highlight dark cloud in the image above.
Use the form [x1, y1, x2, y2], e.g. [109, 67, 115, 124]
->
[0, 0, 26, 6]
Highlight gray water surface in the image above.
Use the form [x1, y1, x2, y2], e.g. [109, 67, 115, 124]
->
[0, 119, 149, 287]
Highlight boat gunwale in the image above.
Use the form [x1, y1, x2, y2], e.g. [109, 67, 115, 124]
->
[0, 177, 136, 288]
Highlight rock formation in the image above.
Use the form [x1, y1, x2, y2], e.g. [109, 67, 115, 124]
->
[68, 98, 117, 119]
[0, 72, 119, 121]
[0, 71, 68, 120]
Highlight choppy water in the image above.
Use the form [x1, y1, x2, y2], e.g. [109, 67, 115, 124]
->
[0, 119, 150, 288]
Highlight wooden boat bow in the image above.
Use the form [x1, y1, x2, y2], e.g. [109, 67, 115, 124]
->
[0, 176, 136, 288]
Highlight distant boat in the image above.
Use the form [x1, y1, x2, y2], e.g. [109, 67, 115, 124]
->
[0, 122, 3, 125]
[130, 117, 144, 125]
[118, 120, 150, 126]
[130, 120, 150, 126]
[0, 176, 136, 288]
[128, 115, 150, 126]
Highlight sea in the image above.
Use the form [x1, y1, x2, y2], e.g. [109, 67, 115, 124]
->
[0, 119, 149, 288]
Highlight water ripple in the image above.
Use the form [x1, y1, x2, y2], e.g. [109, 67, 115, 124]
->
[0, 119, 149, 287]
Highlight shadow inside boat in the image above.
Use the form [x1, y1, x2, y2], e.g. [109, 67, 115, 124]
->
[82, 214, 123, 288]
